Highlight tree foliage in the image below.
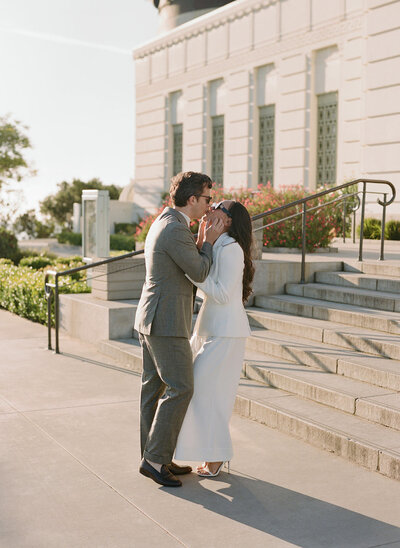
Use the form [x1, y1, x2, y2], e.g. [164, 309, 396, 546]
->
[0, 115, 33, 189]
[40, 178, 122, 228]
[13, 209, 55, 238]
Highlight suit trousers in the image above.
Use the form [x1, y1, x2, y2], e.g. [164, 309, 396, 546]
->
[139, 333, 194, 464]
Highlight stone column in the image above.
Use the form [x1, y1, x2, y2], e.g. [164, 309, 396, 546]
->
[252, 219, 264, 260]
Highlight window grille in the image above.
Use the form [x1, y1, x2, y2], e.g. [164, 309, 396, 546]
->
[258, 105, 275, 185]
[172, 123, 183, 176]
[317, 92, 338, 186]
[211, 115, 224, 186]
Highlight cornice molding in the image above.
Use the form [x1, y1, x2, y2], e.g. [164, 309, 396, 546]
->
[136, 13, 363, 96]
[134, 0, 278, 58]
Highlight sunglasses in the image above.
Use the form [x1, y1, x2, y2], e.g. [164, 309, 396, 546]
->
[198, 195, 212, 204]
[211, 201, 232, 218]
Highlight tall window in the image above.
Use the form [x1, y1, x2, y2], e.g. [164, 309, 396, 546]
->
[211, 115, 224, 185]
[172, 123, 182, 176]
[258, 104, 275, 185]
[169, 90, 183, 179]
[316, 92, 338, 186]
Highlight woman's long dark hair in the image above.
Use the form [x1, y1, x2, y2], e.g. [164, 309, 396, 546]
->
[227, 202, 255, 303]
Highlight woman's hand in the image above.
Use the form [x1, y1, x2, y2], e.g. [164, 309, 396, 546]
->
[196, 214, 208, 249]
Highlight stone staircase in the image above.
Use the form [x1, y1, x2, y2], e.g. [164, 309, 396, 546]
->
[97, 260, 400, 481]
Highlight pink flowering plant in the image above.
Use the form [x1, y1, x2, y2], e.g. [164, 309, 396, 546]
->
[134, 183, 342, 252]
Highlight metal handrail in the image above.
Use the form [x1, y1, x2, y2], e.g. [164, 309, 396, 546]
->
[251, 178, 395, 283]
[44, 249, 145, 353]
[45, 177, 395, 354]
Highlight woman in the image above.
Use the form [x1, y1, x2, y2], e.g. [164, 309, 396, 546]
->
[174, 200, 255, 477]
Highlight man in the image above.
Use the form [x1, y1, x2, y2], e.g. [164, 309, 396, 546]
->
[135, 171, 224, 487]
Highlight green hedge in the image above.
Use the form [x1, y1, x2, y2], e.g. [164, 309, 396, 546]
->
[385, 220, 400, 240]
[19, 256, 54, 269]
[356, 218, 400, 240]
[57, 230, 82, 246]
[357, 218, 381, 239]
[110, 233, 135, 251]
[57, 231, 135, 251]
[114, 222, 138, 236]
[0, 257, 90, 326]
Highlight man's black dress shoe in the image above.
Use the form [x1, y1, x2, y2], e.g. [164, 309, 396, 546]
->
[167, 462, 192, 475]
[139, 459, 182, 487]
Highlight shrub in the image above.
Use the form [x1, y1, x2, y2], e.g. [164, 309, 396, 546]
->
[110, 234, 135, 251]
[57, 230, 82, 246]
[19, 256, 54, 269]
[256, 184, 341, 251]
[57, 230, 135, 251]
[385, 220, 400, 240]
[114, 222, 138, 236]
[133, 184, 343, 252]
[357, 218, 381, 239]
[0, 259, 89, 325]
[0, 227, 21, 264]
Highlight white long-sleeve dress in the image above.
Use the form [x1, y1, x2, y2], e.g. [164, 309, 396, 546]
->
[174, 232, 251, 462]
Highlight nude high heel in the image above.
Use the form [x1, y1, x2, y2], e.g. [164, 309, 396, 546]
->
[197, 461, 230, 477]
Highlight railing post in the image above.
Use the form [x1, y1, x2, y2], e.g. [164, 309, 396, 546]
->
[342, 197, 346, 243]
[47, 287, 52, 351]
[55, 274, 60, 354]
[358, 182, 367, 262]
[352, 208, 356, 244]
[301, 202, 307, 283]
[379, 193, 387, 261]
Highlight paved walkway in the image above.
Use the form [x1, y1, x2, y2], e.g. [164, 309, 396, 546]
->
[1, 309, 400, 547]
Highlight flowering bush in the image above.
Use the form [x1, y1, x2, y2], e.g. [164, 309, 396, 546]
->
[134, 183, 343, 252]
[0, 256, 90, 326]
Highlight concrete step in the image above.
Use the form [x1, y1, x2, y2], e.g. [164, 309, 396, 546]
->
[99, 335, 400, 428]
[315, 271, 400, 294]
[97, 337, 400, 480]
[243, 349, 400, 430]
[59, 294, 139, 343]
[98, 338, 142, 372]
[247, 304, 400, 343]
[286, 282, 400, 312]
[253, 294, 400, 334]
[246, 328, 400, 390]
[235, 379, 400, 481]
[345, 261, 400, 278]
[247, 308, 400, 361]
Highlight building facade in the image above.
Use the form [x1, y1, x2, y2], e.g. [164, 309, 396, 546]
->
[133, 0, 400, 217]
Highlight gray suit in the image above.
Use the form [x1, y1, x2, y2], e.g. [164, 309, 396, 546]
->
[134, 207, 213, 464]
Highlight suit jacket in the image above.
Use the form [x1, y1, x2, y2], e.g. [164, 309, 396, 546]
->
[134, 207, 213, 337]
[190, 232, 251, 338]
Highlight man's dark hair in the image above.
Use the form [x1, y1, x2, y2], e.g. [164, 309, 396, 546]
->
[169, 171, 212, 207]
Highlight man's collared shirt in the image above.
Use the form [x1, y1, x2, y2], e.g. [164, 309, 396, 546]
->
[178, 210, 191, 227]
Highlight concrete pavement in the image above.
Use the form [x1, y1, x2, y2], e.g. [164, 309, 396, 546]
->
[1, 309, 400, 548]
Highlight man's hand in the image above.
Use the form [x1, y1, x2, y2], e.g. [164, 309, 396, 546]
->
[204, 217, 225, 245]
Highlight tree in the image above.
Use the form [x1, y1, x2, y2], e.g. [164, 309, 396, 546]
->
[13, 209, 54, 238]
[40, 178, 122, 229]
[0, 115, 33, 190]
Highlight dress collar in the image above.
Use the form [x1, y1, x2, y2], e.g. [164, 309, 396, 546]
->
[214, 232, 236, 248]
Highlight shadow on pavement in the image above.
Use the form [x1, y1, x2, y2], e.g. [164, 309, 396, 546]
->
[167, 470, 400, 548]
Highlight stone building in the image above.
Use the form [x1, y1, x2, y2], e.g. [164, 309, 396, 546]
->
[133, 0, 400, 217]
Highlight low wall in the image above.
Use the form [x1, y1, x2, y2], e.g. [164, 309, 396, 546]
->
[251, 259, 343, 298]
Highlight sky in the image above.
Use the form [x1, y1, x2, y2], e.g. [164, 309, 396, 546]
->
[0, 0, 159, 217]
